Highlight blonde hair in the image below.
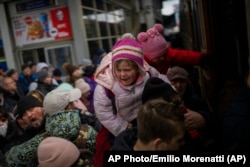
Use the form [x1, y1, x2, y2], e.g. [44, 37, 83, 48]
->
[27, 90, 44, 103]
[114, 59, 139, 72]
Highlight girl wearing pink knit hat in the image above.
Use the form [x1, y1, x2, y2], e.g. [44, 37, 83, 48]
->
[93, 34, 170, 167]
[137, 24, 207, 74]
[94, 36, 170, 137]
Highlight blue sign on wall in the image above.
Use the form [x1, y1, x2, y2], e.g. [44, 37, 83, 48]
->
[0, 40, 3, 47]
[16, 0, 58, 12]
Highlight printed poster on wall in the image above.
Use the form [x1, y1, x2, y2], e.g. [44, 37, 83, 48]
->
[11, 7, 72, 47]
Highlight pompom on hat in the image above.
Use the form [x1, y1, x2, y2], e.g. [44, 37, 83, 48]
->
[38, 137, 80, 167]
[112, 37, 144, 75]
[137, 24, 168, 62]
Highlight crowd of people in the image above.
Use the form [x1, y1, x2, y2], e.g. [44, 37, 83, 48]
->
[0, 23, 243, 167]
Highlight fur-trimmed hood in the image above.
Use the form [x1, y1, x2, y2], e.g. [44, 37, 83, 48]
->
[94, 52, 153, 90]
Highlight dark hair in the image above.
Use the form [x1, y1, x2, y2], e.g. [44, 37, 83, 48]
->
[53, 68, 62, 77]
[28, 62, 36, 68]
[0, 86, 3, 94]
[83, 65, 97, 77]
[97, 48, 106, 55]
[142, 77, 179, 104]
[6, 69, 17, 77]
[0, 106, 9, 121]
[21, 64, 29, 71]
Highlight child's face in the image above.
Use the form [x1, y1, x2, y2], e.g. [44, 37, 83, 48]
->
[114, 60, 138, 87]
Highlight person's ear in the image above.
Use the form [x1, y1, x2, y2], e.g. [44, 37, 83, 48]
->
[153, 138, 166, 151]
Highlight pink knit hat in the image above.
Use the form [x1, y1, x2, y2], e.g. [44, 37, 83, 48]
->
[137, 24, 168, 61]
[112, 37, 143, 66]
[112, 37, 145, 75]
[38, 137, 80, 167]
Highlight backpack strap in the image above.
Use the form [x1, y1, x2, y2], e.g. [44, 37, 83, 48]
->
[105, 88, 117, 115]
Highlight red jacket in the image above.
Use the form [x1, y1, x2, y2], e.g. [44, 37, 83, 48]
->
[147, 47, 202, 74]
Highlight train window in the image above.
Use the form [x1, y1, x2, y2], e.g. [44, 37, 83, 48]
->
[161, 0, 180, 38]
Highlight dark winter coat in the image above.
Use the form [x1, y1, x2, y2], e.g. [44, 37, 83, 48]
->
[223, 86, 250, 150]
[18, 73, 36, 95]
[36, 81, 57, 96]
[0, 118, 22, 154]
[3, 90, 22, 114]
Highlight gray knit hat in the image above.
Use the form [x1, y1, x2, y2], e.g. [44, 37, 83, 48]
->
[37, 70, 49, 82]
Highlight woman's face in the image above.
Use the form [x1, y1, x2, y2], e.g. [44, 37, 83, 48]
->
[114, 60, 138, 87]
[72, 69, 82, 78]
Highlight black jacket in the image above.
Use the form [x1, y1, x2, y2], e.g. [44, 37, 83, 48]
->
[3, 90, 22, 113]
[112, 127, 138, 151]
[0, 118, 22, 154]
[36, 82, 57, 96]
[223, 86, 250, 150]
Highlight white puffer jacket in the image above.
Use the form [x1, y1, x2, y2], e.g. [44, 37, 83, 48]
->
[94, 53, 170, 136]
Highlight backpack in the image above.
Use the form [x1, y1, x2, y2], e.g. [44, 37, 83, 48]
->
[104, 88, 117, 115]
